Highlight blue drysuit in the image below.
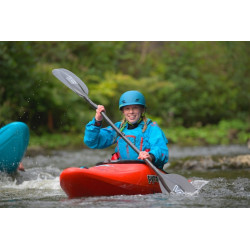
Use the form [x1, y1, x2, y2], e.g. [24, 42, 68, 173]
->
[84, 118, 169, 169]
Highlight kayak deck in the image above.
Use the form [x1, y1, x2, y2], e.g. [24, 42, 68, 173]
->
[60, 160, 161, 198]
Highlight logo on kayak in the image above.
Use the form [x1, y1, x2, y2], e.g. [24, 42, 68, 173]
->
[147, 175, 159, 184]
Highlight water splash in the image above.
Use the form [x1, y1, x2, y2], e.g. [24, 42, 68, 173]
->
[1, 175, 61, 190]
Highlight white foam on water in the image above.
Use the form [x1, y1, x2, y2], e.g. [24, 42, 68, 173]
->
[180, 179, 210, 196]
[0, 173, 13, 184]
[192, 179, 209, 190]
[1, 176, 61, 190]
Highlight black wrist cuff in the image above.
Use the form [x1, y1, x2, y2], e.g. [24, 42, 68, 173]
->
[149, 153, 155, 163]
[94, 119, 102, 127]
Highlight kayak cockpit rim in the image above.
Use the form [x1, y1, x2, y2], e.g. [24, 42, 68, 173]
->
[95, 160, 146, 166]
[95, 160, 168, 173]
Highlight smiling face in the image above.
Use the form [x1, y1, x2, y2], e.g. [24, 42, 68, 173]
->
[122, 105, 144, 124]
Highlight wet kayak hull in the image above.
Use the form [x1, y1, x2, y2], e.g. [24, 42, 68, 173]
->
[0, 122, 29, 173]
[60, 161, 161, 198]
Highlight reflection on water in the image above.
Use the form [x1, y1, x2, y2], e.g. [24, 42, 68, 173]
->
[0, 146, 250, 208]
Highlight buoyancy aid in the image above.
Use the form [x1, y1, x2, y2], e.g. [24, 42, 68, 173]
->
[113, 119, 168, 168]
[114, 120, 151, 160]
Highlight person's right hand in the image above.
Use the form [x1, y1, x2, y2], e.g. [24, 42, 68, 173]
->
[95, 105, 105, 121]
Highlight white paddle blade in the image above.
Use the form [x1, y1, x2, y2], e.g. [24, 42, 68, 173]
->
[52, 68, 89, 97]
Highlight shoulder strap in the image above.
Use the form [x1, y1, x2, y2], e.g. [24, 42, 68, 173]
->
[146, 119, 153, 125]
[119, 121, 128, 132]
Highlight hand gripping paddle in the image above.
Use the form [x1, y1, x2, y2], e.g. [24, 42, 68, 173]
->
[52, 68, 196, 194]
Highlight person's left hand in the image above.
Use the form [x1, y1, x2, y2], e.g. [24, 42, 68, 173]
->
[138, 151, 153, 161]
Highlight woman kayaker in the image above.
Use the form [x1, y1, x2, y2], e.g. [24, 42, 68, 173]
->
[84, 90, 169, 169]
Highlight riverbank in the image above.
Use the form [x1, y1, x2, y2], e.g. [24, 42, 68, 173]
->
[164, 144, 250, 171]
[166, 154, 250, 171]
[26, 142, 250, 172]
[29, 119, 250, 151]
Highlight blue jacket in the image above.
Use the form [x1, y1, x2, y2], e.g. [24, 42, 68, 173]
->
[84, 118, 169, 169]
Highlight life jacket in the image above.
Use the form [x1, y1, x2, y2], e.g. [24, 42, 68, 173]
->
[111, 119, 153, 161]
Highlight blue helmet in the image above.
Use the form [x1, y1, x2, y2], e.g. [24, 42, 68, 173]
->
[119, 90, 146, 110]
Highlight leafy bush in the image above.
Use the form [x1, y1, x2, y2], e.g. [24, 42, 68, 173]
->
[1, 41, 249, 145]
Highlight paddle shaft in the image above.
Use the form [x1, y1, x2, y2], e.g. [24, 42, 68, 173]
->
[82, 95, 98, 110]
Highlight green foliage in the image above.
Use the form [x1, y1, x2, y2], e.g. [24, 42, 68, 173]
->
[0, 41, 36, 125]
[166, 119, 250, 146]
[28, 119, 250, 150]
[29, 132, 84, 150]
[0, 41, 249, 147]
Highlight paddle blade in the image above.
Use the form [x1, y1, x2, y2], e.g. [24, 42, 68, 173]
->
[52, 68, 89, 98]
[146, 160, 196, 194]
[163, 173, 196, 193]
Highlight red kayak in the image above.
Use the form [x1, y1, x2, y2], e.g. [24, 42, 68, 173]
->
[60, 160, 162, 198]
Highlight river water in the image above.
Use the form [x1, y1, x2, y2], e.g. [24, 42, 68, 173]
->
[0, 145, 250, 208]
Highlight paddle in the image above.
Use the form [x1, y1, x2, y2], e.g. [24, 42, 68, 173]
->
[52, 68, 196, 194]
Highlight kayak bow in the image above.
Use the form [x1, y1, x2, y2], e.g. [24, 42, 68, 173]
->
[0, 122, 29, 173]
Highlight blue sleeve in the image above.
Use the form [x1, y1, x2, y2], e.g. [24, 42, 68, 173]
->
[83, 118, 119, 149]
[147, 122, 169, 168]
